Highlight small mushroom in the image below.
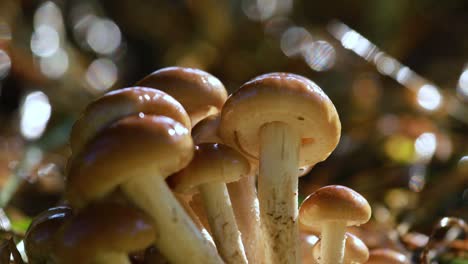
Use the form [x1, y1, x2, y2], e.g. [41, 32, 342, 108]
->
[67, 115, 223, 264]
[299, 185, 371, 264]
[169, 143, 250, 264]
[24, 206, 73, 264]
[192, 113, 265, 264]
[136, 66, 227, 126]
[53, 202, 156, 264]
[312, 233, 369, 264]
[219, 73, 341, 263]
[367, 249, 409, 264]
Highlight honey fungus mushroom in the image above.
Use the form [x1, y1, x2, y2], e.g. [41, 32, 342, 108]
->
[67, 115, 223, 264]
[299, 185, 371, 264]
[24, 206, 73, 264]
[192, 114, 265, 264]
[70, 87, 191, 158]
[169, 143, 250, 264]
[136, 66, 227, 126]
[312, 233, 369, 264]
[219, 72, 341, 263]
[53, 202, 156, 264]
[367, 249, 409, 264]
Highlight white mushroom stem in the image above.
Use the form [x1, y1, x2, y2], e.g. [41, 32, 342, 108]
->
[122, 172, 223, 264]
[94, 253, 130, 264]
[320, 221, 346, 264]
[199, 182, 248, 264]
[258, 121, 300, 264]
[228, 175, 266, 264]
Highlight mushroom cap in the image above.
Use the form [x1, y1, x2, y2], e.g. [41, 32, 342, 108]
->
[367, 249, 409, 264]
[219, 72, 341, 167]
[169, 143, 250, 194]
[192, 114, 222, 144]
[24, 206, 73, 263]
[66, 115, 193, 208]
[136, 67, 227, 124]
[299, 185, 371, 228]
[54, 202, 156, 263]
[70, 87, 190, 157]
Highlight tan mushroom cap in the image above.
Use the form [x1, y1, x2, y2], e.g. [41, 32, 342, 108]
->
[136, 67, 227, 124]
[299, 185, 371, 228]
[54, 202, 156, 264]
[312, 233, 369, 264]
[192, 114, 222, 144]
[24, 206, 73, 263]
[219, 72, 341, 167]
[169, 143, 250, 194]
[66, 115, 193, 208]
[367, 249, 409, 264]
[70, 87, 190, 157]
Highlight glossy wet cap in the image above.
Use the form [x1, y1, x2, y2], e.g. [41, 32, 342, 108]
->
[66, 115, 194, 208]
[70, 87, 191, 157]
[367, 249, 409, 264]
[24, 206, 73, 263]
[299, 185, 371, 228]
[219, 72, 341, 167]
[136, 67, 227, 125]
[169, 143, 250, 194]
[192, 114, 222, 144]
[312, 233, 369, 264]
[54, 202, 156, 264]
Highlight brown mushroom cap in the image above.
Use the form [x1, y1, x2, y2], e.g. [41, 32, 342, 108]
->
[54, 202, 156, 264]
[136, 67, 227, 124]
[299, 185, 371, 228]
[169, 143, 250, 194]
[219, 72, 341, 167]
[312, 233, 369, 264]
[367, 249, 409, 264]
[70, 87, 190, 157]
[24, 206, 73, 263]
[66, 115, 193, 207]
[192, 114, 222, 144]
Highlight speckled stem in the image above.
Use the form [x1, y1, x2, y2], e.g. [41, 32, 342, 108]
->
[199, 182, 248, 264]
[259, 121, 300, 264]
[320, 222, 346, 264]
[122, 173, 223, 264]
[228, 175, 266, 264]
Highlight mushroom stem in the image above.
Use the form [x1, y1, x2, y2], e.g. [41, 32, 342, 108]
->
[122, 172, 223, 264]
[94, 252, 131, 264]
[258, 121, 300, 264]
[228, 175, 266, 264]
[320, 222, 346, 264]
[199, 181, 248, 264]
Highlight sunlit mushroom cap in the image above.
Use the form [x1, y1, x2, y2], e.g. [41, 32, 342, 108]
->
[54, 202, 156, 264]
[169, 143, 250, 194]
[219, 72, 341, 167]
[299, 185, 371, 228]
[367, 249, 409, 264]
[70, 87, 190, 157]
[24, 206, 73, 264]
[136, 67, 227, 125]
[66, 115, 193, 208]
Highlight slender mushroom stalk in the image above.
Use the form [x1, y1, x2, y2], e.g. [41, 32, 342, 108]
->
[67, 116, 223, 264]
[299, 185, 371, 264]
[193, 114, 265, 263]
[136, 66, 227, 126]
[54, 202, 156, 264]
[169, 143, 250, 264]
[219, 73, 341, 264]
[312, 233, 369, 264]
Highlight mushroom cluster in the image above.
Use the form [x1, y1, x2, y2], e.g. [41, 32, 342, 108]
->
[23, 67, 409, 264]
